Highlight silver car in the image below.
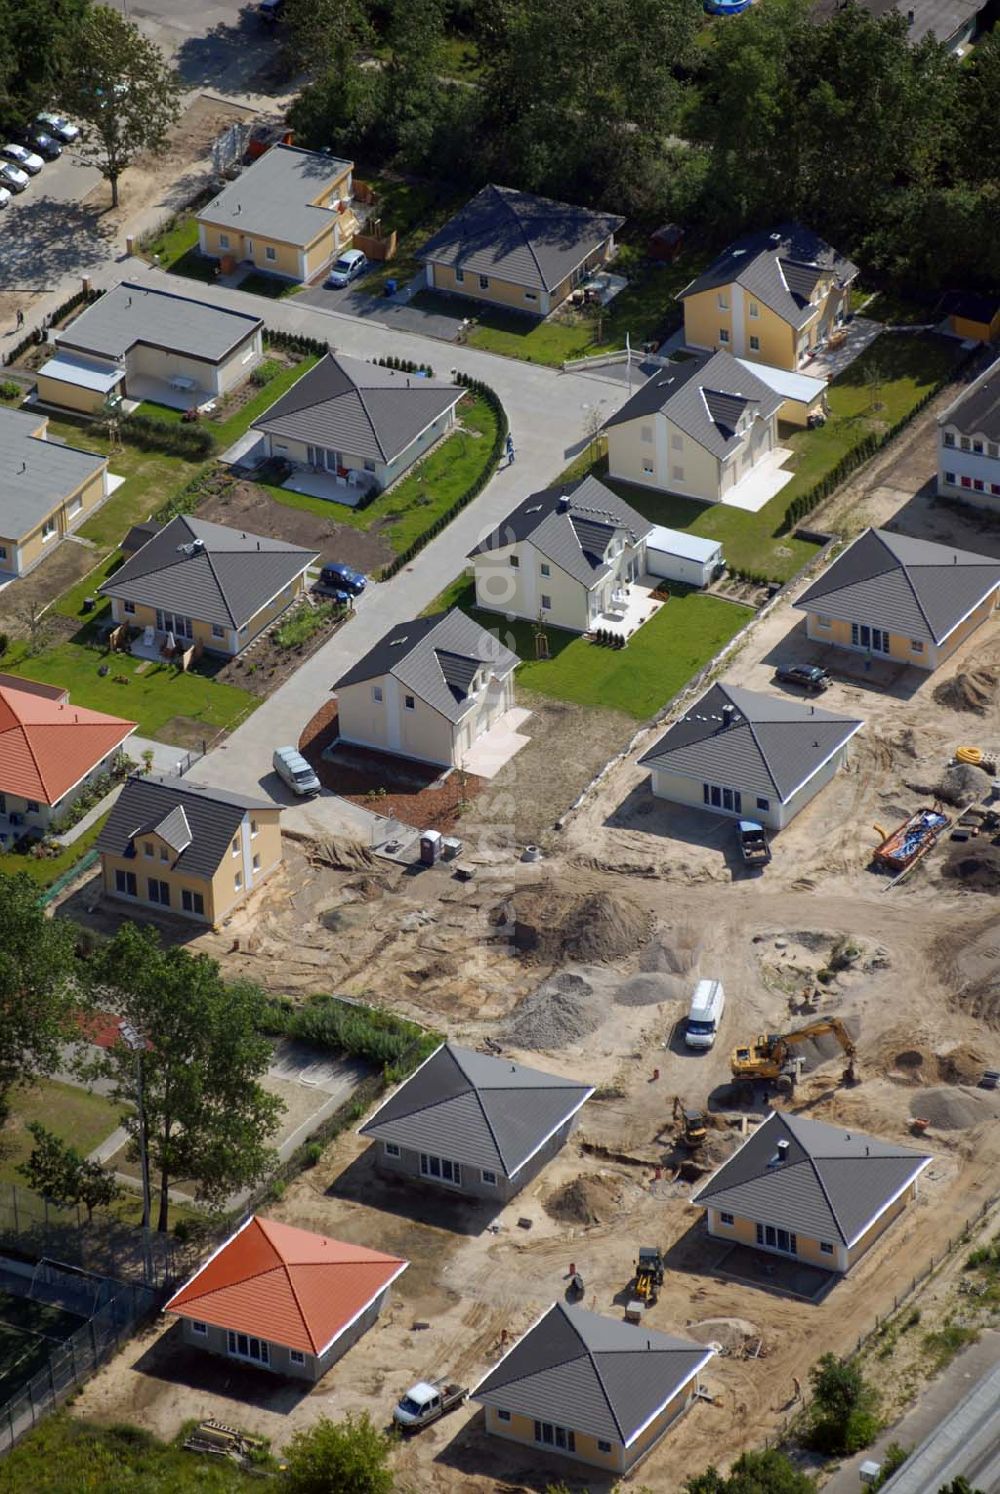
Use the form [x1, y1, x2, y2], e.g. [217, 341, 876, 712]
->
[36, 112, 79, 144]
[2, 144, 44, 176]
[0, 161, 28, 193]
[0, 187, 10, 210]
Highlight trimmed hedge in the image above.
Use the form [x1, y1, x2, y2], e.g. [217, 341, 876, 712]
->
[379, 372, 508, 581]
[374, 354, 435, 377]
[265, 328, 329, 359]
[100, 411, 216, 460]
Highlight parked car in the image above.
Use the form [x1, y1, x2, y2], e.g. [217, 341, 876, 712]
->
[325, 249, 368, 288]
[26, 129, 62, 160]
[0, 161, 29, 193]
[317, 562, 366, 596]
[258, 0, 285, 21]
[272, 746, 320, 797]
[0, 186, 10, 210]
[774, 662, 831, 693]
[2, 143, 43, 176]
[36, 112, 80, 143]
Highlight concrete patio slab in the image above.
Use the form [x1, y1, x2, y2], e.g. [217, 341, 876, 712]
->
[803, 316, 883, 379]
[720, 448, 795, 512]
[462, 706, 533, 779]
[281, 468, 366, 507]
[219, 429, 266, 467]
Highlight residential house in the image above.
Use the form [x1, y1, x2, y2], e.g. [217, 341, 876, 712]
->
[938, 290, 1000, 343]
[468, 475, 654, 633]
[333, 609, 520, 770]
[812, 0, 985, 51]
[165, 1215, 407, 1382]
[419, 184, 624, 318]
[639, 682, 862, 832]
[100, 514, 317, 659]
[733, 357, 828, 428]
[0, 408, 111, 577]
[471, 1303, 713, 1475]
[36, 282, 264, 415]
[252, 353, 464, 499]
[97, 774, 283, 926]
[937, 356, 1000, 507]
[796, 527, 1000, 671]
[359, 1042, 593, 1204]
[197, 145, 357, 283]
[0, 675, 135, 840]
[603, 350, 791, 510]
[693, 1111, 931, 1275]
[678, 224, 858, 372]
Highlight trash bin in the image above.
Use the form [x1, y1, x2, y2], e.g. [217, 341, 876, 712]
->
[384, 278, 397, 297]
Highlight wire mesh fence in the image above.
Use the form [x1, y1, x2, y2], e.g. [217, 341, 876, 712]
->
[0, 1183, 180, 1293]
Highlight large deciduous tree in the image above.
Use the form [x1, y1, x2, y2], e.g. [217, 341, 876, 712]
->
[88, 925, 283, 1231]
[18, 1123, 121, 1222]
[684, 1449, 817, 1493]
[0, 0, 89, 130]
[0, 873, 77, 1123]
[64, 5, 181, 208]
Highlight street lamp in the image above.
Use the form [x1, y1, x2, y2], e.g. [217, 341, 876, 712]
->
[118, 1021, 151, 1234]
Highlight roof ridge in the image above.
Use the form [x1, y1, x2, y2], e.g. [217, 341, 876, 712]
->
[560, 1304, 628, 1442]
[503, 184, 549, 291]
[280, 1256, 321, 1354]
[198, 546, 237, 628]
[352, 382, 389, 462]
[13, 720, 52, 800]
[450, 1046, 514, 1170]
[719, 685, 780, 797]
[878, 529, 937, 638]
[778, 1114, 849, 1243]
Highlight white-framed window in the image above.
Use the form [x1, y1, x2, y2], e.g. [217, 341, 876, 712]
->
[961, 436, 971, 451]
[749, 335, 760, 352]
[642, 461, 654, 475]
[911, 640, 924, 653]
[719, 328, 730, 344]
[231, 836, 239, 857]
[124, 600, 136, 615]
[756, 797, 769, 812]
[115, 869, 137, 897]
[420, 1153, 461, 1185]
[943, 431, 955, 447]
[672, 465, 684, 481]
[252, 853, 261, 871]
[250, 819, 258, 838]
[525, 291, 537, 302]
[720, 1211, 734, 1226]
[227, 1330, 269, 1365]
[481, 1168, 498, 1186]
[364, 458, 376, 472]
[497, 1409, 511, 1423]
[404, 694, 415, 710]
[816, 615, 832, 628]
[235, 871, 243, 890]
[534, 1421, 575, 1453]
[944, 471, 956, 485]
[212, 624, 225, 639]
[372, 684, 383, 703]
[384, 1141, 400, 1158]
[974, 478, 985, 491]
[756, 1221, 797, 1255]
[182, 889, 205, 916]
[597, 1439, 612, 1453]
[703, 782, 742, 813]
[144, 841, 154, 858]
[192, 1321, 208, 1336]
[989, 442, 999, 459]
[671, 433, 683, 450]
[264, 245, 277, 262]
[640, 424, 653, 443]
[717, 293, 729, 310]
[820, 1242, 834, 1256]
[540, 563, 550, 577]
[219, 234, 230, 250]
[749, 301, 759, 318]
[509, 554, 519, 568]
[289, 1349, 305, 1365]
[540, 594, 551, 610]
[974, 440, 984, 454]
[42, 518, 57, 540]
[454, 266, 464, 283]
[479, 274, 489, 289]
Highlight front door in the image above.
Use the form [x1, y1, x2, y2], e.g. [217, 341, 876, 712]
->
[244, 238, 254, 261]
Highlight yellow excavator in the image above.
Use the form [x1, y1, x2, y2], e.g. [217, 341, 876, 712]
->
[730, 1017, 858, 1097]
[672, 1096, 708, 1149]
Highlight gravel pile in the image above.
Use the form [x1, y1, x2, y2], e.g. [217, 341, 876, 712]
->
[936, 762, 993, 808]
[615, 972, 685, 1007]
[639, 923, 703, 974]
[909, 1087, 998, 1131]
[505, 970, 606, 1050]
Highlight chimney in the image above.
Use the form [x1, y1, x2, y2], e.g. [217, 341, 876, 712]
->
[776, 1138, 790, 1160]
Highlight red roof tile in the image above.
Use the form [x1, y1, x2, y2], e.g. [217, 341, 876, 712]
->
[0, 680, 135, 806]
[165, 1216, 408, 1357]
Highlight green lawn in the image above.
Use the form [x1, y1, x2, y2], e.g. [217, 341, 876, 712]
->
[238, 271, 301, 301]
[435, 579, 752, 718]
[0, 1079, 124, 1187]
[356, 173, 467, 296]
[211, 353, 318, 447]
[0, 1416, 264, 1491]
[0, 814, 108, 890]
[141, 214, 218, 283]
[264, 392, 498, 557]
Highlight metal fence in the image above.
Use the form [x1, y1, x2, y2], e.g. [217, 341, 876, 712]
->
[0, 1183, 181, 1292]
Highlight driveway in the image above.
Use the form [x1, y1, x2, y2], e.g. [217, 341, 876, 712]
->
[295, 280, 467, 341]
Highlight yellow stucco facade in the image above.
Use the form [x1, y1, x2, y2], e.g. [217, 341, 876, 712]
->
[106, 574, 309, 658]
[197, 160, 354, 284]
[683, 274, 850, 372]
[427, 241, 613, 318]
[0, 446, 108, 578]
[34, 375, 108, 417]
[803, 588, 998, 672]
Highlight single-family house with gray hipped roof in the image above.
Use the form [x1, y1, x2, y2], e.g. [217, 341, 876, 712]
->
[0, 408, 111, 578]
[471, 1302, 714, 1474]
[937, 354, 1000, 508]
[419, 184, 624, 318]
[812, 0, 985, 51]
[333, 609, 520, 770]
[639, 682, 862, 832]
[468, 474, 655, 633]
[694, 1111, 931, 1275]
[252, 352, 464, 499]
[359, 1043, 593, 1203]
[38, 281, 264, 415]
[795, 526, 1000, 671]
[603, 350, 791, 509]
[100, 514, 318, 659]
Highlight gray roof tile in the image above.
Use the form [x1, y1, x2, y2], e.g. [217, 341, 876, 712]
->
[678, 224, 858, 331]
[0, 409, 107, 542]
[639, 683, 862, 802]
[472, 1304, 712, 1445]
[603, 351, 783, 460]
[693, 1112, 931, 1246]
[96, 774, 278, 880]
[57, 282, 261, 365]
[941, 357, 1000, 442]
[796, 527, 1000, 644]
[198, 145, 354, 248]
[419, 185, 624, 293]
[100, 515, 317, 630]
[359, 1043, 592, 1179]
[253, 353, 462, 464]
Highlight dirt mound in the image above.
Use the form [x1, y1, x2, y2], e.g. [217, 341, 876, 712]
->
[687, 1317, 761, 1351]
[909, 1087, 998, 1130]
[943, 844, 1000, 891]
[933, 667, 999, 715]
[793, 1014, 861, 1072]
[504, 885, 650, 964]
[504, 969, 607, 1050]
[639, 924, 703, 975]
[544, 1173, 629, 1225]
[615, 972, 685, 1007]
[935, 1045, 988, 1085]
[936, 762, 993, 807]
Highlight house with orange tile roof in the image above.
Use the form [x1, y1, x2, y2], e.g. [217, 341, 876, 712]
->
[164, 1215, 408, 1382]
[0, 674, 135, 842]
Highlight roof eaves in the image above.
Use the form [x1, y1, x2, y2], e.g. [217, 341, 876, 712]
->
[844, 1155, 932, 1249]
[164, 1214, 257, 1312]
[623, 1347, 716, 1448]
[314, 1258, 409, 1359]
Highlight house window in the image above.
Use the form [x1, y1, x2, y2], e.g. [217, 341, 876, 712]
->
[479, 274, 489, 289]
[26, 800, 40, 813]
[962, 476, 973, 488]
[597, 1439, 613, 1454]
[147, 879, 170, 907]
[404, 694, 415, 710]
[703, 782, 742, 814]
[232, 836, 239, 856]
[181, 889, 205, 916]
[144, 841, 154, 858]
[992, 484, 1000, 496]
[160, 845, 169, 862]
[755, 1222, 798, 1255]
[974, 479, 985, 491]
[671, 433, 683, 450]
[540, 563, 550, 577]
[672, 465, 684, 481]
[717, 293, 729, 310]
[481, 1168, 498, 1186]
[945, 472, 957, 485]
[454, 267, 464, 283]
[534, 1421, 575, 1453]
[289, 1349, 305, 1365]
[720, 1211, 735, 1226]
[756, 797, 770, 812]
[497, 1409, 511, 1423]
[42, 519, 57, 540]
[364, 459, 376, 472]
[124, 600, 136, 615]
[235, 871, 243, 890]
[973, 440, 984, 454]
[816, 615, 832, 628]
[961, 437, 971, 451]
[219, 233, 230, 250]
[641, 424, 653, 443]
[0, 546, 6, 561]
[252, 853, 261, 871]
[943, 431, 955, 447]
[749, 301, 759, 318]
[719, 328, 730, 343]
[643, 461, 654, 475]
[265, 246, 277, 262]
[911, 640, 924, 653]
[384, 1142, 400, 1158]
[115, 870, 137, 897]
[227, 1331, 269, 1365]
[525, 291, 537, 302]
[250, 819, 258, 837]
[420, 1153, 462, 1186]
[540, 594, 551, 610]
[509, 554, 519, 567]
[820, 1242, 834, 1256]
[372, 685, 383, 703]
[749, 335, 760, 352]
[192, 1321, 208, 1336]
[212, 624, 225, 639]
[989, 442, 999, 459]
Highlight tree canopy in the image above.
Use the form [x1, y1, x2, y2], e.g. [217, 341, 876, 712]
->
[281, 1413, 394, 1494]
[0, 873, 78, 1122]
[18, 1122, 121, 1222]
[684, 1448, 817, 1493]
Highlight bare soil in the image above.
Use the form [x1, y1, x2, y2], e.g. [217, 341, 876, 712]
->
[197, 478, 394, 573]
[0, 539, 102, 636]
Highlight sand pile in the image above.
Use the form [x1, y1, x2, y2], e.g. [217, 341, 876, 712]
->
[544, 1173, 630, 1225]
[504, 969, 606, 1050]
[505, 885, 650, 964]
[615, 972, 685, 1007]
[640, 923, 703, 975]
[943, 844, 1000, 891]
[909, 1087, 997, 1130]
[687, 1317, 761, 1351]
[936, 762, 993, 807]
[933, 667, 999, 715]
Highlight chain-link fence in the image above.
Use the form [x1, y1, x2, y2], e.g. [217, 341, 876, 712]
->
[0, 1183, 180, 1293]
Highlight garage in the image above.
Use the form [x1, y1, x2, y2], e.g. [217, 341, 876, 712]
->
[646, 527, 724, 588]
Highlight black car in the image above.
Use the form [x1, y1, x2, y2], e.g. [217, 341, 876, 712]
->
[26, 129, 62, 161]
[774, 662, 831, 693]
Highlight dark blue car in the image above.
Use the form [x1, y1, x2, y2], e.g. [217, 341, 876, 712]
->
[317, 562, 367, 597]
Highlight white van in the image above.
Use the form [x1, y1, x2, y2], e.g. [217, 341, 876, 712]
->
[685, 979, 725, 1050]
[272, 745, 320, 796]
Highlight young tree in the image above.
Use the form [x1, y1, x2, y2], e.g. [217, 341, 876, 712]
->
[0, 873, 77, 1123]
[88, 926, 284, 1231]
[281, 1413, 394, 1494]
[685, 1450, 816, 1493]
[809, 1352, 880, 1455]
[63, 5, 181, 208]
[18, 1123, 121, 1222]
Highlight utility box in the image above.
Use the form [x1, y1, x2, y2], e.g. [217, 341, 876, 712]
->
[859, 1462, 881, 1486]
[420, 830, 442, 865]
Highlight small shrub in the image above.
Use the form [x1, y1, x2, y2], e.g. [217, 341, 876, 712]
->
[0, 378, 21, 401]
[250, 358, 281, 387]
[304, 1142, 324, 1167]
[0, 632, 8, 658]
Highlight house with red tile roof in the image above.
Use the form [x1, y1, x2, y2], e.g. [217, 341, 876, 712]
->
[164, 1216, 408, 1382]
[0, 674, 135, 841]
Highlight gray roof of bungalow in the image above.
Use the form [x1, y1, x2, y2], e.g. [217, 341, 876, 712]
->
[56, 282, 262, 365]
[100, 514, 318, 631]
[639, 682, 862, 804]
[334, 609, 519, 725]
[0, 408, 107, 542]
[96, 774, 278, 881]
[359, 1043, 593, 1179]
[693, 1111, 931, 1247]
[472, 1303, 713, 1447]
[811, 0, 983, 46]
[468, 475, 653, 587]
[795, 527, 1000, 645]
[198, 145, 354, 247]
[419, 184, 624, 294]
[603, 350, 784, 461]
[938, 355, 1000, 443]
[678, 223, 858, 330]
[253, 352, 463, 465]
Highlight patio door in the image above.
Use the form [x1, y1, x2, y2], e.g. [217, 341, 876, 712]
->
[324, 448, 342, 472]
[852, 623, 890, 655]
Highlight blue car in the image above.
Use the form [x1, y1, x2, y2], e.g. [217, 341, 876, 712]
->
[318, 562, 367, 596]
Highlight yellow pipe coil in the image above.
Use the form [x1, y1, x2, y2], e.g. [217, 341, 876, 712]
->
[956, 746, 983, 765]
